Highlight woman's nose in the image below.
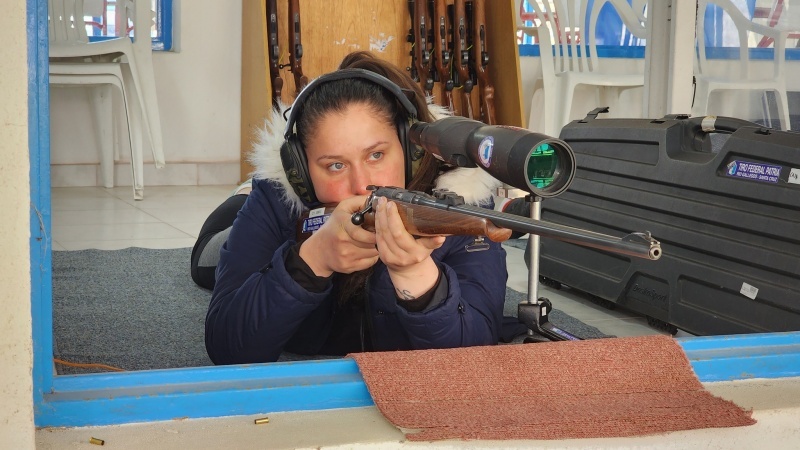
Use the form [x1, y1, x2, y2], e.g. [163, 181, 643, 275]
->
[350, 166, 373, 195]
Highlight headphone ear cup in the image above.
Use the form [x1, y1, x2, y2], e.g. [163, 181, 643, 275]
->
[398, 119, 424, 184]
[280, 135, 318, 206]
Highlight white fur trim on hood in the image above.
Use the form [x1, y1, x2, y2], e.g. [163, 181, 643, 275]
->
[248, 101, 502, 215]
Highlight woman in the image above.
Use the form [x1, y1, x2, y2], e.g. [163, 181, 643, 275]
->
[200, 51, 508, 364]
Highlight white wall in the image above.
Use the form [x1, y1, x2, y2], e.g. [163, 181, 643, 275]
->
[0, 2, 35, 449]
[50, 1, 244, 188]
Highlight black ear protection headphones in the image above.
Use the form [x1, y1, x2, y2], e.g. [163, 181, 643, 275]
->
[279, 68, 424, 207]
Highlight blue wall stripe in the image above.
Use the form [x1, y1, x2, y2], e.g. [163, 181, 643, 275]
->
[519, 44, 800, 61]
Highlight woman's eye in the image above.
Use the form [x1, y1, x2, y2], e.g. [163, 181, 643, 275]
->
[327, 162, 345, 172]
[369, 152, 384, 161]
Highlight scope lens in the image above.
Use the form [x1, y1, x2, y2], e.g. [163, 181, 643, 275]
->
[527, 143, 559, 189]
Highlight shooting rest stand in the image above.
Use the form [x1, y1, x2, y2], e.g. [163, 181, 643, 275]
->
[517, 195, 582, 342]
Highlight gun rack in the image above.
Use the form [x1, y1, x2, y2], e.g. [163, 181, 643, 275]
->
[240, 0, 525, 180]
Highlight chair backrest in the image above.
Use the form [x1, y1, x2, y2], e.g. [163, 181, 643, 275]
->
[49, 0, 91, 44]
[529, 0, 647, 75]
[48, 0, 153, 51]
[696, 0, 786, 81]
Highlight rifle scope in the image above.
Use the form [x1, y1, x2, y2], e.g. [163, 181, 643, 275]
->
[409, 117, 576, 197]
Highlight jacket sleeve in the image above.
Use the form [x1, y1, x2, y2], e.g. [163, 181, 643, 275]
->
[205, 180, 333, 365]
[372, 235, 508, 350]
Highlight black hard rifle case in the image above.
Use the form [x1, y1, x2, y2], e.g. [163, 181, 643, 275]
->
[539, 113, 800, 335]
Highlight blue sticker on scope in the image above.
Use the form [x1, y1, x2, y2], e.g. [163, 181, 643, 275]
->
[478, 136, 494, 168]
[725, 160, 782, 184]
[302, 214, 330, 233]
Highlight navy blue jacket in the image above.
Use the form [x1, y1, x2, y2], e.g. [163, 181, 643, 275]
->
[205, 178, 508, 365]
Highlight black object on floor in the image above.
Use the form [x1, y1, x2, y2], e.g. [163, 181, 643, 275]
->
[541, 112, 800, 336]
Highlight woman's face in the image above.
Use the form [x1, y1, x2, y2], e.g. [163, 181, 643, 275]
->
[304, 102, 406, 204]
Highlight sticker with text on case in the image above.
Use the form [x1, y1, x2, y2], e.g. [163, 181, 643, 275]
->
[740, 282, 759, 300]
[725, 160, 781, 184]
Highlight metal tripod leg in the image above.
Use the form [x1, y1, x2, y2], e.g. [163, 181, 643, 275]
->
[517, 195, 581, 342]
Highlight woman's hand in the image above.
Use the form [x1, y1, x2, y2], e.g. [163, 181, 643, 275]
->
[374, 196, 446, 300]
[299, 196, 379, 277]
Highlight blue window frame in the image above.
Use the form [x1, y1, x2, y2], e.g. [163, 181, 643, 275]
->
[85, 0, 173, 51]
[516, 0, 646, 59]
[29, 0, 800, 428]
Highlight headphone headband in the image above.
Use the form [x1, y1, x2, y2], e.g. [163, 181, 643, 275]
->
[283, 68, 418, 139]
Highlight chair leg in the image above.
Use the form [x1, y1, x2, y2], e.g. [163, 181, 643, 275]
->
[559, 82, 577, 137]
[776, 89, 792, 131]
[129, 114, 145, 201]
[87, 85, 115, 188]
[527, 88, 546, 132]
[118, 76, 145, 201]
[691, 81, 711, 118]
[123, 56, 165, 168]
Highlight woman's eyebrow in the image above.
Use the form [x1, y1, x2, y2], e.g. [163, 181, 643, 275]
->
[314, 141, 389, 162]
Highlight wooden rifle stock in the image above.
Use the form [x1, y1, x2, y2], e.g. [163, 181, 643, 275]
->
[266, 0, 282, 110]
[432, 0, 454, 113]
[288, 0, 308, 93]
[452, 0, 474, 119]
[359, 200, 512, 242]
[412, 0, 434, 96]
[470, 0, 496, 125]
[296, 202, 511, 244]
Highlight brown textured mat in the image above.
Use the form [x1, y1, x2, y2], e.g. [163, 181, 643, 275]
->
[350, 335, 755, 441]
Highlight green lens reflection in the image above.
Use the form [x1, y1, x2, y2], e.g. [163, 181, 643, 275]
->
[527, 143, 558, 189]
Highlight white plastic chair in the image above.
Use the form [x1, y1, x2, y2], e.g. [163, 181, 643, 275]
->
[523, 0, 648, 137]
[50, 63, 143, 195]
[516, 0, 557, 134]
[693, 0, 791, 130]
[49, 0, 165, 200]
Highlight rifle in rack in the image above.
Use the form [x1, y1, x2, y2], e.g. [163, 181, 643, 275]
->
[406, 0, 419, 83]
[452, 0, 474, 119]
[266, 0, 282, 110]
[411, 0, 434, 96]
[469, 0, 495, 124]
[432, 0, 454, 113]
[287, 0, 308, 93]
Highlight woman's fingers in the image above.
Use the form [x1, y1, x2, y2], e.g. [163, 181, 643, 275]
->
[375, 197, 441, 268]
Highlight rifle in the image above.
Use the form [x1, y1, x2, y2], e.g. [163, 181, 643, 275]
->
[266, 0, 283, 110]
[452, 0, 474, 119]
[406, 0, 419, 83]
[432, 0, 454, 113]
[469, 0, 496, 125]
[287, 0, 308, 93]
[296, 185, 661, 260]
[351, 186, 662, 260]
[411, 0, 434, 96]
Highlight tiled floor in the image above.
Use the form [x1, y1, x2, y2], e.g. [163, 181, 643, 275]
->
[50, 185, 681, 339]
